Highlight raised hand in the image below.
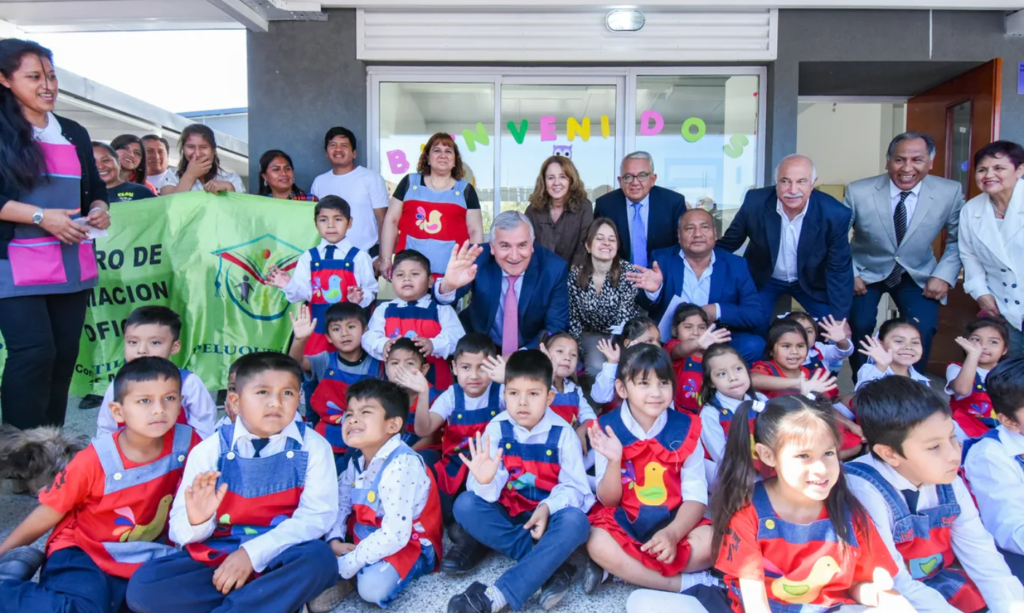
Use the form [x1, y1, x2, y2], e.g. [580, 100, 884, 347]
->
[588, 423, 623, 463]
[858, 335, 893, 371]
[799, 369, 837, 395]
[697, 324, 732, 350]
[412, 337, 434, 357]
[954, 336, 983, 361]
[391, 365, 430, 394]
[289, 304, 317, 340]
[382, 338, 397, 360]
[818, 315, 849, 345]
[596, 338, 621, 365]
[265, 264, 291, 289]
[347, 286, 364, 305]
[458, 432, 504, 486]
[523, 503, 550, 540]
[185, 471, 227, 526]
[481, 355, 507, 383]
[624, 261, 664, 293]
[438, 241, 483, 294]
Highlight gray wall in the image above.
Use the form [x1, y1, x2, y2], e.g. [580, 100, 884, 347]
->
[769, 9, 1024, 181]
[246, 9, 365, 194]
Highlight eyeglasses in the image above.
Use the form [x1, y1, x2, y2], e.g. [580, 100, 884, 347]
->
[622, 172, 651, 184]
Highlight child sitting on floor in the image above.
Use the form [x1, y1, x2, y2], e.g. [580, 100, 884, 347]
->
[540, 332, 597, 451]
[591, 316, 663, 405]
[947, 316, 1010, 440]
[784, 312, 855, 375]
[665, 303, 732, 414]
[383, 337, 441, 453]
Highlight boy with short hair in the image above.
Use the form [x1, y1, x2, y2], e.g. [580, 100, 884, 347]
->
[383, 337, 441, 452]
[847, 376, 1024, 612]
[308, 379, 443, 612]
[965, 356, 1024, 582]
[125, 352, 339, 613]
[447, 350, 594, 613]
[0, 357, 199, 613]
[363, 249, 464, 391]
[268, 195, 378, 356]
[290, 302, 381, 459]
[96, 305, 216, 440]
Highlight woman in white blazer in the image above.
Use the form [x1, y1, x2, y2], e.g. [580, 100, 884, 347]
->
[959, 140, 1024, 356]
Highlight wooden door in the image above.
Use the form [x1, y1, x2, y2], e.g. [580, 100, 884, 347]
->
[906, 59, 1002, 375]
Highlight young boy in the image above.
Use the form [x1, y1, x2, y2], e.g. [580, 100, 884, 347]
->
[0, 358, 199, 613]
[383, 337, 440, 453]
[290, 302, 381, 459]
[446, 350, 594, 613]
[847, 376, 1024, 613]
[96, 305, 217, 440]
[268, 195, 378, 356]
[124, 352, 340, 613]
[363, 249, 464, 391]
[308, 379, 443, 612]
[964, 357, 1024, 583]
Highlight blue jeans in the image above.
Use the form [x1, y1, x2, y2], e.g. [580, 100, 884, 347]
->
[0, 546, 129, 613]
[756, 278, 835, 333]
[126, 541, 337, 613]
[355, 555, 429, 608]
[850, 275, 939, 377]
[453, 492, 590, 611]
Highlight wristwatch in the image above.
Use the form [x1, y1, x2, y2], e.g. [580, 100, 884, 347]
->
[31, 208, 44, 225]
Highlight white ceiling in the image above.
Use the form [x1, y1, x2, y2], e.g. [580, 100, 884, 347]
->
[0, 0, 240, 32]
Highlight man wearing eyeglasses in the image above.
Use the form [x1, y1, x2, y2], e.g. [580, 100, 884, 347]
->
[594, 151, 686, 268]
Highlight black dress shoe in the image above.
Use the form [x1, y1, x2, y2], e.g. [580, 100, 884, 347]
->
[539, 562, 576, 610]
[581, 557, 603, 595]
[440, 539, 486, 574]
[447, 581, 492, 613]
[0, 547, 45, 582]
[78, 394, 102, 410]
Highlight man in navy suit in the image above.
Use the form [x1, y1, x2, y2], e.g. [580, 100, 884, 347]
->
[718, 154, 853, 331]
[594, 151, 686, 267]
[434, 211, 568, 354]
[628, 208, 768, 363]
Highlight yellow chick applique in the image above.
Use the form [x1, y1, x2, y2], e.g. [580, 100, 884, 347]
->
[770, 556, 839, 604]
[631, 463, 667, 506]
[112, 495, 173, 543]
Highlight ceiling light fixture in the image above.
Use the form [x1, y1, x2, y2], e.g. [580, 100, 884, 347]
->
[606, 9, 645, 32]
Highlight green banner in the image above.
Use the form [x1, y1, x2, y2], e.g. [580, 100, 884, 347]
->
[0, 192, 320, 396]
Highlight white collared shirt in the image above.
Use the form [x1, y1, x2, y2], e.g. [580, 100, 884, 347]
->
[430, 382, 504, 421]
[854, 363, 932, 391]
[944, 363, 991, 401]
[282, 237, 377, 308]
[699, 391, 768, 466]
[848, 454, 1024, 613]
[96, 372, 217, 440]
[168, 418, 338, 573]
[328, 435, 433, 579]
[771, 199, 808, 283]
[890, 180, 923, 228]
[807, 341, 855, 367]
[594, 402, 708, 507]
[362, 295, 465, 360]
[964, 425, 1024, 556]
[467, 410, 594, 515]
[645, 251, 720, 320]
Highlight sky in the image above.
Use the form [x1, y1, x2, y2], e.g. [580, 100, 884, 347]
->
[33, 30, 248, 114]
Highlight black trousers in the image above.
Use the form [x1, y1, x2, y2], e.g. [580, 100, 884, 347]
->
[0, 289, 89, 429]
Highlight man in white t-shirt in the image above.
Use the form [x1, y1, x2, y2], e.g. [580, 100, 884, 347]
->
[309, 126, 390, 261]
[142, 134, 177, 192]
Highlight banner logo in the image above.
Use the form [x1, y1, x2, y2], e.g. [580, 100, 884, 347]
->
[212, 234, 302, 321]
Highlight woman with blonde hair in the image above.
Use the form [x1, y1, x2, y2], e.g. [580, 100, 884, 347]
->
[525, 155, 593, 264]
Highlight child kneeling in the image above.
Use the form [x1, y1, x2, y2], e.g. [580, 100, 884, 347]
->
[309, 379, 442, 611]
[125, 352, 339, 613]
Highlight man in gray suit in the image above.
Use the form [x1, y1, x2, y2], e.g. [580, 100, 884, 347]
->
[845, 132, 965, 376]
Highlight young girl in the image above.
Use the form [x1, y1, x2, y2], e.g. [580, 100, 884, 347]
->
[752, 320, 864, 459]
[540, 332, 598, 451]
[699, 343, 767, 487]
[784, 312, 854, 374]
[384, 337, 441, 455]
[583, 344, 717, 596]
[855, 317, 931, 391]
[592, 316, 663, 405]
[666, 303, 732, 413]
[946, 316, 1010, 440]
[627, 395, 912, 613]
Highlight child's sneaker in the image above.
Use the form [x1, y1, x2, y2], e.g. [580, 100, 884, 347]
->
[581, 557, 606, 595]
[306, 578, 355, 613]
[447, 581, 492, 613]
[538, 562, 576, 610]
[0, 546, 44, 582]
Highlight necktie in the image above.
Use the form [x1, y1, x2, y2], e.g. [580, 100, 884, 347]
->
[251, 438, 270, 458]
[901, 488, 919, 514]
[631, 202, 648, 268]
[325, 244, 337, 259]
[502, 275, 520, 357]
[884, 191, 911, 288]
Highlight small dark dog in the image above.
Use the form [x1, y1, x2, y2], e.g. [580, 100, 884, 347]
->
[0, 425, 89, 495]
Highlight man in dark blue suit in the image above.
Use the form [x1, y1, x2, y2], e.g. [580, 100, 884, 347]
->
[433, 211, 568, 354]
[594, 151, 686, 267]
[628, 208, 768, 363]
[717, 155, 853, 331]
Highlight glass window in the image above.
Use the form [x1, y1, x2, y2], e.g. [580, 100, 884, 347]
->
[634, 75, 759, 231]
[377, 82, 495, 226]
[499, 84, 617, 225]
[948, 100, 972, 197]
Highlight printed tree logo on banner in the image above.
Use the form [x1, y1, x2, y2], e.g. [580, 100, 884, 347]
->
[211, 234, 303, 321]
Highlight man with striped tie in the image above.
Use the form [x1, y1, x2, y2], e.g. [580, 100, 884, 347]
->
[844, 132, 966, 378]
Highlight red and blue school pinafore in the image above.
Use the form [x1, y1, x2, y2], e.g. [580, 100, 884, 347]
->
[309, 353, 381, 454]
[349, 443, 444, 577]
[674, 353, 704, 414]
[844, 463, 985, 612]
[383, 300, 452, 392]
[497, 420, 564, 517]
[436, 383, 504, 496]
[403, 386, 442, 449]
[949, 364, 997, 439]
[304, 245, 360, 356]
[395, 173, 471, 278]
[702, 395, 770, 477]
[50, 425, 191, 578]
[549, 387, 590, 428]
[185, 423, 308, 567]
[588, 407, 707, 576]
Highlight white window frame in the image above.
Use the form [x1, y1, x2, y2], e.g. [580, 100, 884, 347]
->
[367, 65, 768, 222]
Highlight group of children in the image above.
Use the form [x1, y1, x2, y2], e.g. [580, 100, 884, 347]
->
[2, 192, 1024, 613]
